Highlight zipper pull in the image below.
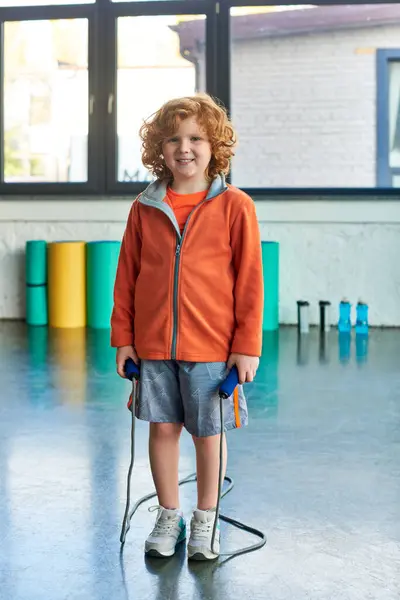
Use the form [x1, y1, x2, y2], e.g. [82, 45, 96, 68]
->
[176, 244, 181, 256]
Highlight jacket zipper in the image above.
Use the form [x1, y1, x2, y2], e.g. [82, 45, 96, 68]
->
[171, 197, 211, 359]
[171, 241, 181, 359]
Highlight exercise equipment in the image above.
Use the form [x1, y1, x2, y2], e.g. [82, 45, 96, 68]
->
[297, 300, 310, 334]
[48, 241, 86, 328]
[355, 301, 368, 335]
[25, 240, 48, 326]
[338, 299, 351, 333]
[26, 286, 48, 326]
[120, 358, 266, 560]
[319, 300, 331, 333]
[26, 240, 47, 285]
[86, 241, 121, 329]
[261, 241, 279, 331]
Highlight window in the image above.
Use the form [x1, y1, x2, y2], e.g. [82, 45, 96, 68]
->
[229, 4, 400, 189]
[115, 15, 206, 183]
[4, 19, 89, 183]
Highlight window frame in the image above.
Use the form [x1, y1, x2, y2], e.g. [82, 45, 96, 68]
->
[377, 48, 400, 188]
[0, 0, 399, 198]
[0, 3, 101, 194]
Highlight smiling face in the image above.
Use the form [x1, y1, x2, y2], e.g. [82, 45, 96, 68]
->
[161, 117, 212, 191]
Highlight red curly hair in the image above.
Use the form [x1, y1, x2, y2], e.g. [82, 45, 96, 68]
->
[139, 94, 236, 181]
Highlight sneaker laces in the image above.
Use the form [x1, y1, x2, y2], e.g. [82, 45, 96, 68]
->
[148, 505, 179, 536]
[191, 518, 214, 540]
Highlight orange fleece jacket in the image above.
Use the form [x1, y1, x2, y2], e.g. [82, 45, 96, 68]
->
[111, 177, 263, 361]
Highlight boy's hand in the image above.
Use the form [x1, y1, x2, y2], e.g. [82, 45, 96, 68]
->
[227, 353, 259, 384]
[116, 345, 139, 378]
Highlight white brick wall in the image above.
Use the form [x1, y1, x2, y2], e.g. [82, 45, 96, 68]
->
[230, 24, 400, 187]
[1, 197, 400, 327]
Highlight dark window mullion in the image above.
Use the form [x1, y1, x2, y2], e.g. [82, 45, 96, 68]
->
[1, 4, 93, 22]
[205, 3, 217, 97]
[376, 50, 390, 187]
[218, 2, 231, 184]
[111, 1, 213, 19]
[216, 2, 230, 113]
[88, 10, 98, 190]
[88, 2, 111, 193]
[105, 7, 118, 193]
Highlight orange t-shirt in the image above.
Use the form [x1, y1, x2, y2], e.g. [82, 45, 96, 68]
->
[166, 187, 208, 234]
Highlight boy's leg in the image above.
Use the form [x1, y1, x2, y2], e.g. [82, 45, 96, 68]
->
[136, 360, 187, 557]
[136, 360, 184, 508]
[179, 361, 248, 560]
[192, 432, 228, 511]
[149, 422, 183, 509]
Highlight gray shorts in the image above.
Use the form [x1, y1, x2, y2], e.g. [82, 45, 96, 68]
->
[133, 360, 248, 437]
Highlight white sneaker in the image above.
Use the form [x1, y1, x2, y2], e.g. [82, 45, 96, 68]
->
[145, 506, 186, 558]
[187, 508, 220, 561]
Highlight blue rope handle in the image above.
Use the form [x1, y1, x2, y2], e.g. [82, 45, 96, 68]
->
[124, 358, 140, 381]
[218, 365, 240, 399]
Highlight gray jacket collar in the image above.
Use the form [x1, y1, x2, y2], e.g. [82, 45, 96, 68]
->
[138, 174, 228, 239]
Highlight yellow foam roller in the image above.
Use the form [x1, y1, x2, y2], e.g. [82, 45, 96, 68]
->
[48, 241, 86, 328]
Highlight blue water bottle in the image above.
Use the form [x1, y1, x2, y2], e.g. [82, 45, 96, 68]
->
[338, 299, 351, 333]
[355, 301, 368, 335]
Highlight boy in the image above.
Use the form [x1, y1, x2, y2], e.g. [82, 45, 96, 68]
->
[111, 93, 263, 561]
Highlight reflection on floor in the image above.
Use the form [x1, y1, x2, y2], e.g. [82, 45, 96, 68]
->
[0, 322, 399, 600]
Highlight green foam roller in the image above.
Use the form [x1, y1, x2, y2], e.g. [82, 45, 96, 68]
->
[26, 285, 48, 326]
[262, 241, 279, 331]
[86, 241, 121, 329]
[26, 240, 47, 285]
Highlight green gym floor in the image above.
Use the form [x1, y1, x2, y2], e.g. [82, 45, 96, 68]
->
[1, 322, 399, 600]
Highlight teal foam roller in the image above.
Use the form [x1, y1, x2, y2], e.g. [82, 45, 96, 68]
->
[262, 241, 279, 331]
[26, 285, 48, 326]
[86, 241, 121, 329]
[26, 240, 47, 285]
